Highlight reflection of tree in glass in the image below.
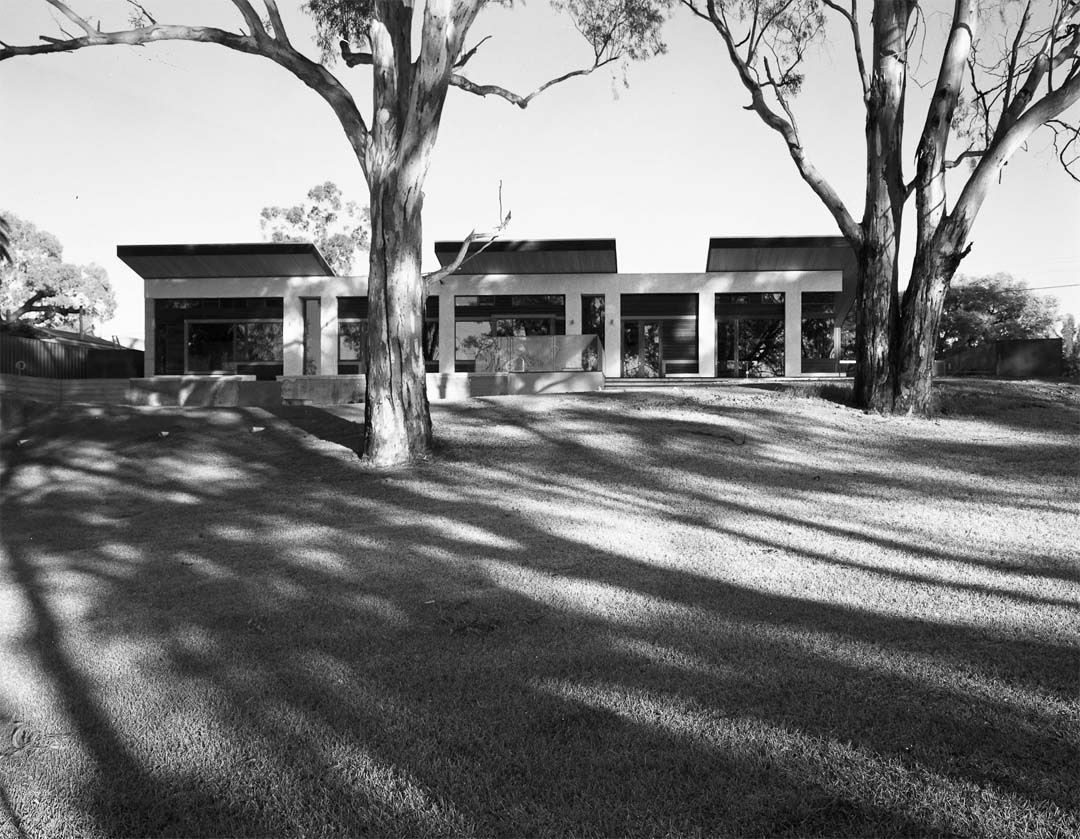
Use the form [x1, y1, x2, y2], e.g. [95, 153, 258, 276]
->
[801, 318, 836, 359]
[740, 320, 785, 376]
[423, 322, 438, 364]
[235, 323, 284, 362]
[339, 321, 367, 363]
[840, 310, 857, 360]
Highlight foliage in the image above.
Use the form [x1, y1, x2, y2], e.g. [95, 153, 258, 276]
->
[0, 210, 116, 329]
[259, 182, 370, 276]
[1060, 313, 1080, 376]
[937, 274, 1059, 354]
[302, 0, 374, 63]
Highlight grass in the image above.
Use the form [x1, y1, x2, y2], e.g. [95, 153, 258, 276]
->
[0, 378, 1077, 838]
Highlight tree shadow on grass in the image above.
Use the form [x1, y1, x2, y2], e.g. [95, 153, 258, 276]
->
[0, 393, 1077, 837]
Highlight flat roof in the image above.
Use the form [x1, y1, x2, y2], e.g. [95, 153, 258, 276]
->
[117, 242, 335, 279]
[434, 239, 618, 274]
[706, 236, 855, 273]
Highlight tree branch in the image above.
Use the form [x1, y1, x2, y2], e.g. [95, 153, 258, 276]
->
[454, 34, 491, 69]
[44, 0, 95, 36]
[124, 1, 156, 26]
[340, 39, 373, 66]
[822, 0, 870, 100]
[0, 9, 372, 180]
[229, 0, 267, 41]
[424, 211, 512, 287]
[263, 0, 290, 48]
[450, 56, 619, 109]
[944, 147, 986, 168]
[688, 0, 862, 246]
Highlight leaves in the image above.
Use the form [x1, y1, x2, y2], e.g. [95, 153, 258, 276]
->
[302, 0, 375, 63]
[0, 210, 116, 328]
[259, 181, 371, 276]
[554, 0, 674, 63]
[938, 273, 1059, 354]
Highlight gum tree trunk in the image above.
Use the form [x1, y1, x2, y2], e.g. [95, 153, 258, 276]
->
[853, 0, 912, 412]
[360, 0, 476, 466]
[363, 166, 432, 465]
[895, 244, 963, 414]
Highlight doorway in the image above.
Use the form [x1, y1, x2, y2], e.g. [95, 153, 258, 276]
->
[622, 320, 663, 377]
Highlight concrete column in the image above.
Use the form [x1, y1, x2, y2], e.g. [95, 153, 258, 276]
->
[785, 290, 802, 377]
[833, 322, 842, 373]
[282, 284, 304, 376]
[438, 290, 455, 373]
[565, 291, 582, 335]
[321, 291, 338, 376]
[697, 291, 715, 377]
[603, 292, 621, 378]
[144, 296, 155, 377]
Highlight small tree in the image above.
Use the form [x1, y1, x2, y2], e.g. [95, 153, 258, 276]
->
[683, 0, 1080, 413]
[1059, 312, 1080, 376]
[937, 273, 1059, 354]
[0, 210, 116, 330]
[2, 0, 672, 466]
[260, 181, 371, 276]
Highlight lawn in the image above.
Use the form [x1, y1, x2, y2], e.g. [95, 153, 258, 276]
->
[0, 379, 1077, 838]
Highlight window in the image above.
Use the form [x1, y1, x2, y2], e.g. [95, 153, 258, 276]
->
[801, 292, 839, 373]
[338, 320, 367, 374]
[186, 321, 283, 373]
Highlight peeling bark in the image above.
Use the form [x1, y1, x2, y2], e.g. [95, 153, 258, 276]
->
[853, 0, 910, 412]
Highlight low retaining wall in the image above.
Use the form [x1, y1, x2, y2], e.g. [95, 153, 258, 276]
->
[129, 376, 281, 407]
[280, 372, 605, 404]
[1, 371, 604, 410]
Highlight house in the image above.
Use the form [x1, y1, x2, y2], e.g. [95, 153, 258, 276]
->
[117, 236, 856, 403]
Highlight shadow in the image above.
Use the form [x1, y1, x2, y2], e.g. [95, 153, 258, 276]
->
[1, 388, 1077, 837]
[266, 404, 366, 455]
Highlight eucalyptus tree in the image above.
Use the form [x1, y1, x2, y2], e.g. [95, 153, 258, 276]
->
[1, 0, 671, 464]
[683, 0, 1080, 413]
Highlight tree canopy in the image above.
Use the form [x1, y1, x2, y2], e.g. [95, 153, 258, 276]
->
[937, 273, 1059, 354]
[260, 181, 370, 276]
[0, 211, 116, 330]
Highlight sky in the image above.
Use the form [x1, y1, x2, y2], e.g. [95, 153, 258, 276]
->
[2, 0, 1078, 343]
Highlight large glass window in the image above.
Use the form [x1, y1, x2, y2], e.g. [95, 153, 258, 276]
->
[715, 293, 784, 377]
[186, 321, 283, 374]
[338, 320, 367, 374]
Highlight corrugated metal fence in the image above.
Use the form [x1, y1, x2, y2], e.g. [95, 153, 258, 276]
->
[0, 374, 132, 404]
[0, 333, 143, 378]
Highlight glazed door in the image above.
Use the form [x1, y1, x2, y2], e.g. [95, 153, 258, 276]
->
[622, 320, 663, 377]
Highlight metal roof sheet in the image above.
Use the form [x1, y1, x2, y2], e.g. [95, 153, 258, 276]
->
[706, 236, 856, 273]
[434, 239, 618, 275]
[117, 243, 335, 279]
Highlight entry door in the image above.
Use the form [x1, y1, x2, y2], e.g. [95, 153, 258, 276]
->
[717, 321, 739, 377]
[622, 320, 663, 377]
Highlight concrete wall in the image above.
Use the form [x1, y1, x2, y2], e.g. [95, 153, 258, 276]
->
[280, 372, 605, 404]
[144, 269, 845, 381]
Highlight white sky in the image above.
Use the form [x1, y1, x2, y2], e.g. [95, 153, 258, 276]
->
[2, 0, 1078, 341]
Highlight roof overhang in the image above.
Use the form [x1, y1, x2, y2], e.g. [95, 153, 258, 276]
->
[706, 236, 855, 274]
[434, 239, 618, 275]
[117, 242, 335, 279]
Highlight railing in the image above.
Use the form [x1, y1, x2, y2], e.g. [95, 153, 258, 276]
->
[468, 334, 604, 374]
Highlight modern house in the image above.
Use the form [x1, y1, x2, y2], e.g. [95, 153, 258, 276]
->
[118, 236, 857, 402]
